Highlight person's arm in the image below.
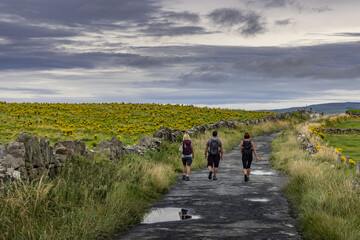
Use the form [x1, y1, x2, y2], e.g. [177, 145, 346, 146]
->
[252, 141, 258, 161]
[191, 143, 195, 159]
[220, 146, 223, 160]
[204, 146, 208, 159]
[240, 141, 243, 153]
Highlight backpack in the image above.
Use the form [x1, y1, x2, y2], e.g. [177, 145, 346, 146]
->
[209, 138, 220, 155]
[242, 140, 252, 157]
[182, 140, 192, 155]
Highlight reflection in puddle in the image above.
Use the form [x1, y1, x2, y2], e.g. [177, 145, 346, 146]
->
[245, 198, 270, 202]
[142, 208, 201, 224]
[251, 170, 275, 176]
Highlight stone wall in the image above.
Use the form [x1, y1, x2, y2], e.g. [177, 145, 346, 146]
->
[0, 111, 303, 185]
[319, 128, 360, 134]
[346, 110, 360, 116]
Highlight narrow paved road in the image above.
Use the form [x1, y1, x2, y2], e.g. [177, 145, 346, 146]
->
[118, 132, 301, 240]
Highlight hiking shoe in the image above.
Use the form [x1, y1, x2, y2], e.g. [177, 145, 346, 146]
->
[185, 176, 190, 181]
[182, 175, 186, 180]
[208, 171, 213, 179]
[213, 176, 217, 180]
[244, 175, 247, 182]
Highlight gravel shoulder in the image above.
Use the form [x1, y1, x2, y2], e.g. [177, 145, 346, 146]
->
[118, 132, 302, 240]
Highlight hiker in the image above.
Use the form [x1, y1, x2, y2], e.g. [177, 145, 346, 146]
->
[240, 132, 258, 182]
[205, 131, 223, 180]
[180, 133, 194, 181]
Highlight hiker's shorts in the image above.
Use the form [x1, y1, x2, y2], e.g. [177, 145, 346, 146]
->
[242, 155, 253, 169]
[182, 157, 193, 166]
[207, 153, 220, 168]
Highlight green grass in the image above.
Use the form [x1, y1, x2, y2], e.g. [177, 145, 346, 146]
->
[325, 134, 360, 161]
[271, 130, 360, 240]
[329, 120, 360, 129]
[0, 114, 305, 240]
[346, 109, 360, 113]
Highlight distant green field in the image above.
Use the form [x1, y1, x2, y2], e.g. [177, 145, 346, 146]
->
[331, 120, 360, 129]
[325, 134, 360, 161]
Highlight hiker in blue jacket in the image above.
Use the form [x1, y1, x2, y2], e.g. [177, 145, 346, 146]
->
[240, 132, 258, 182]
[204, 131, 223, 180]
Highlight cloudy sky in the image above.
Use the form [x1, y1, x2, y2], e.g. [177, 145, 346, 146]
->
[0, 0, 359, 110]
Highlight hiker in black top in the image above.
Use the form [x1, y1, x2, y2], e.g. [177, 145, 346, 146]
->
[240, 132, 258, 182]
[204, 131, 223, 180]
[180, 133, 194, 181]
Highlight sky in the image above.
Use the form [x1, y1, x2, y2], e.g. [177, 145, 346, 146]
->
[0, 0, 359, 110]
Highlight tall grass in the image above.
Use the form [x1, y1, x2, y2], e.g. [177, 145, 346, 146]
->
[0, 117, 299, 240]
[271, 130, 360, 240]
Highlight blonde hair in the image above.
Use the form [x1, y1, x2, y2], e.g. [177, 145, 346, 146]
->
[183, 133, 190, 140]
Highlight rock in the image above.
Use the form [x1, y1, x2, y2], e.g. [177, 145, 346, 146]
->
[124, 146, 141, 155]
[139, 136, 162, 151]
[13, 170, 21, 180]
[0, 154, 25, 169]
[55, 140, 86, 155]
[6, 142, 25, 159]
[53, 142, 75, 162]
[153, 127, 185, 142]
[0, 143, 7, 158]
[98, 137, 124, 160]
[16, 133, 43, 167]
[7, 167, 14, 175]
[40, 138, 54, 165]
[153, 127, 175, 142]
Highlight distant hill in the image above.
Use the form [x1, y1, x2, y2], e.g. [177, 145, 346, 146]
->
[265, 102, 360, 114]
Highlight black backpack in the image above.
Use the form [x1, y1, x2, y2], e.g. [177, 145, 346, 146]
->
[242, 140, 252, 157]
[209, 138, 220, 155]
[182, 140, 192, 155]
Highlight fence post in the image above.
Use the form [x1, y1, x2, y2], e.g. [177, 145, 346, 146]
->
[345, 156, 350, 166]
[357, 162, 360, 175]
[337, 153, 342, 163]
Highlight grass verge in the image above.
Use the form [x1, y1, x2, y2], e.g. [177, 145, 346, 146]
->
[0, 117, 300, 240]
[271, 129, 360, 240]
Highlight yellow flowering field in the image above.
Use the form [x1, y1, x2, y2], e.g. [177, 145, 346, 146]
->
[0, 102, 274, 146]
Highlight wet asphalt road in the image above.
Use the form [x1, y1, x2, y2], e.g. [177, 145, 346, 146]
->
[118, 132, 302, 240]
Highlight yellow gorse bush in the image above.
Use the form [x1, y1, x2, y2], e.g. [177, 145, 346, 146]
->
[0, 102, 274, 146]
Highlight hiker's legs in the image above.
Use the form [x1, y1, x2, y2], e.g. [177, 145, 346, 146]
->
[246, 168, 251, 178]
[243, 168, 247, 175]
[182, 165, 186, 175]
[186, 166, 191, 175]
[214, 167, 218, 176]
[213, 155, 220, 177]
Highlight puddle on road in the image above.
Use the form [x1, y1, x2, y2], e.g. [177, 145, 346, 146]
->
[245, 198, 270, 202]
[142, 207, 201, 224]
[251, 170, 275, 176]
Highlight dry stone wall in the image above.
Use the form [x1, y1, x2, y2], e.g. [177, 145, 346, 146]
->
[0, 111, 299, 186]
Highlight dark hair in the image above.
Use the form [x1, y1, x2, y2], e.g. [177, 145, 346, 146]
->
[212, 131, 217, 137]
[244, 132, 250, 139]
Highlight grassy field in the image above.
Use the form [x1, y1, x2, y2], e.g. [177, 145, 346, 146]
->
[328, 119, 360, 129]
[271, 129, 360, 240]
[0, 102, 274, 146]
[325, 134, 360, 162]
[0, 115, 301, 240]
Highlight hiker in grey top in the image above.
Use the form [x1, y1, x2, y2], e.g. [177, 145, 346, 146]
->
[204, 131, 223, 180]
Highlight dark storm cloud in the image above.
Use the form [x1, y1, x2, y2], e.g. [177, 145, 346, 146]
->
[179, 65, 230, 85]
[165, 11, 200, 24]
[255, 0, 333, 13]
[0, 87, 59, 95]
[207, 8, 266, 36]
[264, 0, 287, 8]
[0, 21, 77, 40]
[274, 18, 293, 26]
[0, 0, 160, 26]
[335, 32, 360, 37]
